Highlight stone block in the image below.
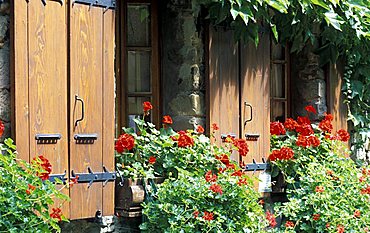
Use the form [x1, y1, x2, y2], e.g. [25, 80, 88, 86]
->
[0, 40, 10, 88]
[0, 88, 10, 122]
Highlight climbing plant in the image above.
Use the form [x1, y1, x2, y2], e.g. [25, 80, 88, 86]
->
[192, 0, 370, 152]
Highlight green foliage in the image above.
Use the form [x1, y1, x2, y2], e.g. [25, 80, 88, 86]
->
[0, 138, 69, 233]
[270, 114, 370, 232]
[192, 0, 370, 150]
[140, 170, 268, 233]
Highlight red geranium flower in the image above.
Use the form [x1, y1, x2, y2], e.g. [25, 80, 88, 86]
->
[69, 175, 79, 187]
[296, 123, 314, 136]
[305, 105, 317, 114]
[50, 208, 63, 222]
[196, 125, 204, 134]
[337, 225, 345, 233]
[148, 156, 156, 164]
[319, 113, 334, 133]
[354, 209, 361, 218]
[269, 147, 294, 161]
[193, 210, 199, 218]
[233, 139, 249, 156]
[162, 115, 173, 124]
[285, 221, 295, 228]
[336, 129, 350, 142]
[115, 133, 135, 153]
[0, 120, 4, 137]
[32, 155, 52, 181]
[315, 186, 324, 193]
[177, 131, 194, 147]
[297, 116, 311, 125]
[231, 170, 243, 177]
[212, 123, 219, 131]
[215, 154, 229, 165]
[203, 211, 214, 221]
[209, 183, 223, 195]
[266, 211, 277, 228]
[205, 171, 217, 183]
[237, 178, 248, 186]
[270, 122, 286, 135]
[296, 134, 320, 148]
[313, 214, 320, 221]
[26, 184, 36, 195]
[284, 118, 299, 131]
[143, 101, 153, 112]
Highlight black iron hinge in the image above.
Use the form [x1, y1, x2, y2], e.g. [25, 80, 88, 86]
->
[243, 158, 270, 173]
[72, 0, 115, 9]
[71, 166, 116, 188]
[48, 171, 67, 183]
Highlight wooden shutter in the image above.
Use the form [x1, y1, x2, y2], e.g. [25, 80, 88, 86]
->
[208, 26, 270, 164]
[69, 2, 115, 219]
[12, 0, 116, 219]
[240, 34, 271, 165]
[328, 61, 348, 132]
[208, 27, 240, 161]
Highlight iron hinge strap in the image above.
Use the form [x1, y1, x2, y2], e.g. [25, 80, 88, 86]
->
[48, 171, 67, 183]
[243, 158, 271, 172]
[72, 0, 115, 9]
[71, 166, 116, 188]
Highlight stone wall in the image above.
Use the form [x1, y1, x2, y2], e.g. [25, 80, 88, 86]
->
[160, 0, 206, 131]
[291, 46, 327, 120]
[0, 0, 10, 140]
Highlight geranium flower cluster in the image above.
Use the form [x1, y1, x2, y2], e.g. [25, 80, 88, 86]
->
[115, 133, 135, 153]
[269, 147, 294, 161]
[31, 155, 52, 181]
[270, 105, 351, 156]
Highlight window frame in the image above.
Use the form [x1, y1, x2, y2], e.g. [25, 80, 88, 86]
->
[117, 0, 160, 133]
[270, 42, 291, 122]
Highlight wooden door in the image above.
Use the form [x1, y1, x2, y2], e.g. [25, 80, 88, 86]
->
[69, 2, 115, 219]
[208, 26, 271, 164]
[12, 0, 116, 219]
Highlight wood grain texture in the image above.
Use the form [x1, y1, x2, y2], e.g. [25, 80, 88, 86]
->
[102, 8, 115, 216]
[208, 27, 240, 162]
[27, 0, 69, 217]
[328, 62, 348, 132]
[70, 3, 103, 219]
[12, 0, 30, 162]
[240, 34, 271, 165]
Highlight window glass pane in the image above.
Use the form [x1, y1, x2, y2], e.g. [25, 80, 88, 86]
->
[271, 101, 286, 122]
[127, 4, 151, 47]
[128, 97, 151, 129]
[271, 64, 285, 98]
[271, 43, 285, 60]
[127, 51, 151, 93]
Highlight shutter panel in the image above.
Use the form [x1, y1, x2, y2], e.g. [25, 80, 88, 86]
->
[208, 26, 271, 164]
[12, 0, 30, 162]
[13, 0, 70, 217]
[240, 34, 271, 165]
[208, 27, 240, 161]
[69, 2, 115, 219]
[328, 62, 348, 132]
[12, 0, 116, 219]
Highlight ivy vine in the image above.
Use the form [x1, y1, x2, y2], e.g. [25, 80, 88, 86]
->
[192, 0, 370, 151]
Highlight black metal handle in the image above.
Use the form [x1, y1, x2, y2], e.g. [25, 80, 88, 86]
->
[244, 102, 253, 126]
[74, 133, 98, 141]
[221, 133, 236, 142]
[41, 0, 64, 6]
[35, 133, 62, 140]
[75, 95, 85, 127]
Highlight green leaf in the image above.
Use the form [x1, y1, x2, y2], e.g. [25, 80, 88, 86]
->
[324, 11, 344, 31]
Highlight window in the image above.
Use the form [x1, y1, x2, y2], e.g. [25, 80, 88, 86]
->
[118, 0, 160, 132]
[270, 42, 290, 122]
